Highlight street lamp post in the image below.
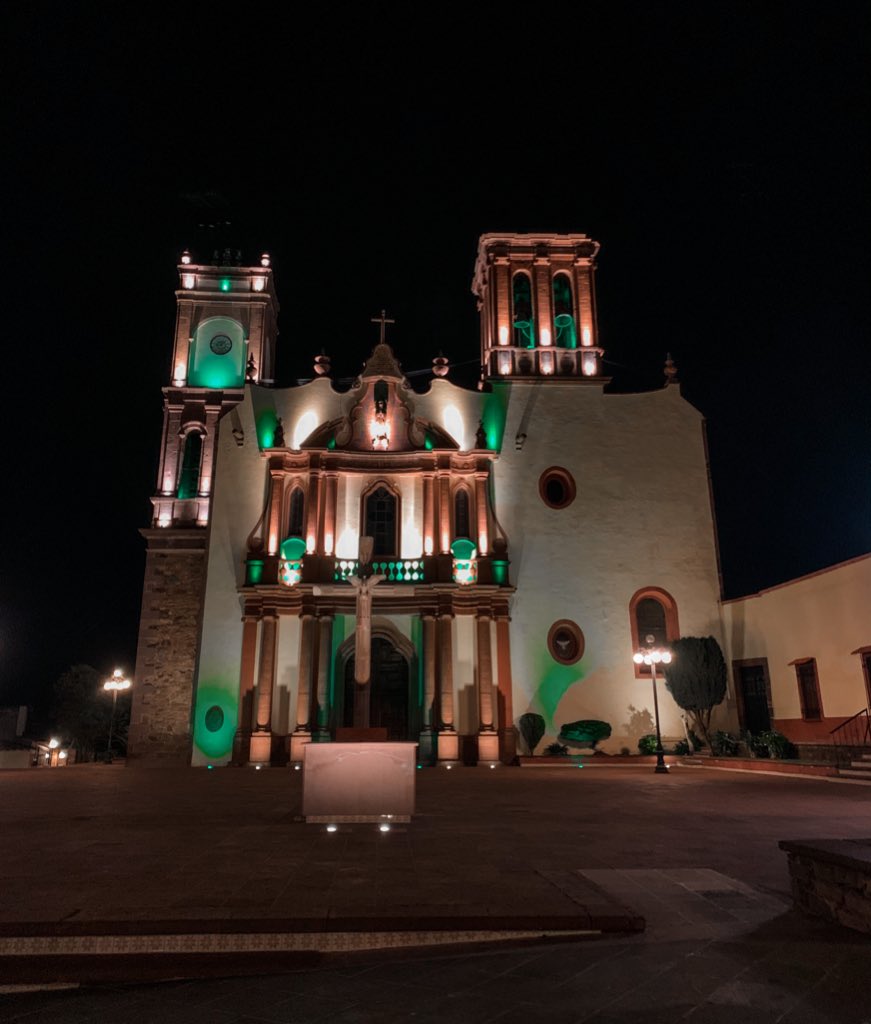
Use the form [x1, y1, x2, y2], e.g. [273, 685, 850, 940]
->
[103, 668, 131, 758]
[633, 634, 672, 774]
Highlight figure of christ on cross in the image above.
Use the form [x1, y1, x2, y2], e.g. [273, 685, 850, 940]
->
[348, 536, 385, 727]
[370, 309, 395, 344]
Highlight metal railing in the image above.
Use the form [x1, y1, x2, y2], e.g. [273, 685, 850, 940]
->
[830, 707, 871, 747]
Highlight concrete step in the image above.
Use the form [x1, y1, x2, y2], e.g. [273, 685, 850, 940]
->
[839, 767, 871, 778]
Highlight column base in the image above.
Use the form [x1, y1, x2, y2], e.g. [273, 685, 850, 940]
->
[498, 727, 517, 765]
[248, 731, 272, 766]
[290, 730, 312, 764]
[437, 730, 459, 762]
[418, 729, 437, 765]
[477, 731, 500, 763]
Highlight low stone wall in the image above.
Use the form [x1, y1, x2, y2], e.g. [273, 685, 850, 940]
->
[779, 839, 871, 934]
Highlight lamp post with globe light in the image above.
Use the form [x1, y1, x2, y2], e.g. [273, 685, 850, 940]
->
[633, 634, 672, 774]
[103, 668, 131, 759]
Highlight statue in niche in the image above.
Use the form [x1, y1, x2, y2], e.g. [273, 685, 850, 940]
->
[272, 418, 285, 447]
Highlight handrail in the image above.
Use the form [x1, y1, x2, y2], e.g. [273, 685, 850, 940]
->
[830, 707, 871, 746]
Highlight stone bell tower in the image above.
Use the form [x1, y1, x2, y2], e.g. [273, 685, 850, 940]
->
[128, 249, 279, 762]
[472, 233, 605, 381]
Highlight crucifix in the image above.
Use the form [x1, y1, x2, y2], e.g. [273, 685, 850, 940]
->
[370, 309, 395, 344]
[347, 536, 386, 727]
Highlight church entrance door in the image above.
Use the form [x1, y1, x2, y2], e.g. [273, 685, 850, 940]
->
[343, 637, 410, 740]
[737, 662, 772, 733]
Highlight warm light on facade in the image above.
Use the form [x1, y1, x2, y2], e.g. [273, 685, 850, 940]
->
[498, 325, 509, 345]
[540, 327, 551, 347]
[158, 511, 171, 527]
[583, 357, 597, 376]
[173, 362, 186, 384]
[336, 527, 359, 559]
[268, 533, 278, 556]
[498, 351, 512, 375]
[324, 532, 334, 556]
[252, 276, 266, 292]
[582, 327, 592, 346]
[443, 405, 464, 449]
[260, 253, 271, 267]
[424, 535, 434, 556]
[292, 410, 318, 450]
[306, 534, 317, 554]
[182, 273, 196, 290]
[180, 250, 192, 265]
[540, 351, 554, 375]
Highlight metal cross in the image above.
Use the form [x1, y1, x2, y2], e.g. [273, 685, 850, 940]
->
[370, 309, 395, 344]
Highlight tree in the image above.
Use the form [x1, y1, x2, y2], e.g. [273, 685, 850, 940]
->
[50, 664, 127, 761]
[518, 712, 545, 755]
[662, 637, 727, 747]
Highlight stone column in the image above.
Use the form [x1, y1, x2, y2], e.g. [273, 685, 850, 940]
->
[314, 614, 333, 740]
[438, 474, 451, 554]
[323, 474, 338, 556]
[437, 612, 458, 761]
[305, 473, 321, 553]
[267, 467, 284, 555]
[248, 613, 277, 765]
[534, 256, 553, 348]
[476, 613, 499, 762]
[290, 613, 316, 762]
[423, 473, 435, 556]
[475, 473, 489, 555]
[419, 613, 437, 763]
[234, 614, 258, 763]
[495, 613, 516, 763]
[199, 408, 221, 496]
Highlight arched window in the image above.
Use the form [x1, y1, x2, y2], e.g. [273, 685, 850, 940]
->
[364, 485, 397, 557]
[454, 488, 471, 539]
[629, 587, 680, 674]
[287, 487, 305, 538]
[552, 273, 577, 349]
[512, 272, 534, 348]
[177, 431, 203, 499]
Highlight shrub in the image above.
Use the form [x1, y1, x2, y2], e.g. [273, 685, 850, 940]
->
[710, 731, 740, 757]
[662, 637, 727, 747]
[751, 730, 798, 759]
[518, 713, 545, 755]
[558, 720, 612, 749]
[673, 739, 690, 755]
[544, 742, 569, 756]
[638, 734, 658, 755]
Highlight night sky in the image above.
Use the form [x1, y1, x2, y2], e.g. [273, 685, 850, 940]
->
[4, 7, 869, 719]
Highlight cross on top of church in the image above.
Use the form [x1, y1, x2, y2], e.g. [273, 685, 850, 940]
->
[370, 309, 395, 345]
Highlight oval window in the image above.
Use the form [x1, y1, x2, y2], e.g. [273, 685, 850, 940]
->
[547, 620, 585, 665]
[539, 467, 576, 509]
[204, 705, 225, 733]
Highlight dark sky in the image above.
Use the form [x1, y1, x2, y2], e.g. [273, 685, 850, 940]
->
[4, 6, 869, 715]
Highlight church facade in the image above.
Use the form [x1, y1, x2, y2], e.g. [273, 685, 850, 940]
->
[129, 233, 726, 765]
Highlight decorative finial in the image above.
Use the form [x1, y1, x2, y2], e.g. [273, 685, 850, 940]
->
[475, 420, 488, 449]
[260, 252, 271, 268]
[313, 351, 331, 377]
[272, 418, 285, 447]
[432, 352, 449, 378]
[664, 352, 678, 385]
[180, 249, 192, 265]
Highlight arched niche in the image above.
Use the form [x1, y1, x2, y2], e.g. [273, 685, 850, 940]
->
[188, 316, 246, 389]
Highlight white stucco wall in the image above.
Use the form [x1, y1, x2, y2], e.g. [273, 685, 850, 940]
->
[721, 554, 871, 726]
[494, 382, 724, 752]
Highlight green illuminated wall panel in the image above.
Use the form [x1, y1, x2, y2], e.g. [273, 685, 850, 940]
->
[188, 316, 246, 389]
[193, 683, 238, 760]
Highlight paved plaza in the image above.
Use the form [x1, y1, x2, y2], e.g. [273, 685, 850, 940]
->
[1, 763, 871, 1021]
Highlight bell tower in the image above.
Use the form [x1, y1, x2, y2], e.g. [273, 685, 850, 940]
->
[472, 233, 605, 381]
[129, 249, 279, 762]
